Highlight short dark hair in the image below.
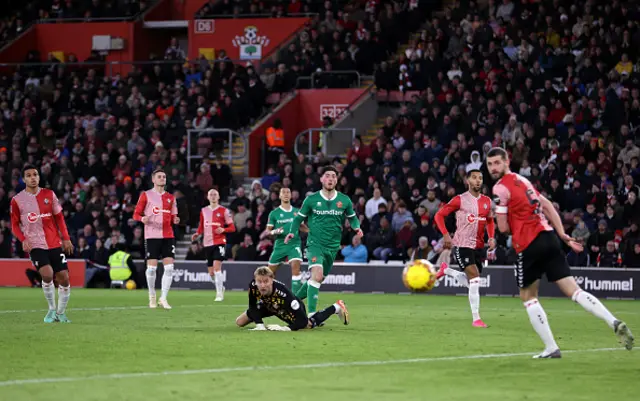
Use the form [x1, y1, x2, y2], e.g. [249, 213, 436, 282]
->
[466, 169, 482, 177]
[22, 164, 38, 177]
[152, 167, 165, 177]
[487, 147, 508, 160]
[321, 165, 338, 176]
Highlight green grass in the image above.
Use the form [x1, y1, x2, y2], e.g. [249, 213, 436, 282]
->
[0, 288, 639, 401]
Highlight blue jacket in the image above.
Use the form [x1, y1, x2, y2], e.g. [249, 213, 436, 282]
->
[341, 244, 368, 263]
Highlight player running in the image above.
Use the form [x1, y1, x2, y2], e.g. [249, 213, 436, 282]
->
[10, 165, 74, 323]
[235, 266, 349, 331]
[434, 169, 495, 328]
[487, 147, 634, 358]
[285, 166, 363, 316]
[266, 187, 309, 295]
[192, 189, 236, 301]
[134, 168, 179, 310]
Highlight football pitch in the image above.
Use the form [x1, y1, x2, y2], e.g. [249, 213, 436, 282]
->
[1, 288, 639, 401]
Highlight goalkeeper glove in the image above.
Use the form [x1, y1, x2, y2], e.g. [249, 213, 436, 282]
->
[249, 324, 267, 331]
[266, 324, 291, 332]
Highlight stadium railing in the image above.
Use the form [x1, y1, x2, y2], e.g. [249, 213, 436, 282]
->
[296, 70, 366, 89]
[293, 128, 356, 159]
[186, 128, 248, 175]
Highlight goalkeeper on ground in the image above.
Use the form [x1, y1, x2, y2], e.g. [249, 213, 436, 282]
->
[235, 266, 349, 331]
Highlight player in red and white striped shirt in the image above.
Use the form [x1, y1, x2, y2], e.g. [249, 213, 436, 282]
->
[134, 168, 179, 309]
[192, 189, 236, 301]
[434, 169, 495, 328]
[10, 165, 75, 323]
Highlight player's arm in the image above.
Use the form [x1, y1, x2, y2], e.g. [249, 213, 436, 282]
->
[265, 211, 281, 236]
[246, 285, 266, 330]
[486, 210, 496, 250]
[273, 283, 307, 331]
[288, 197, 311, 238]
[539, 195, 567, 237]
[299, 223, 309, 233]
[10, 198, 26, 243]
[51, 193, 73, 254]
[492, 183, 511, 234]
[171, 196, 179, 224]
[223, 209, 236, 233]
[434, 195, 460, 247]
[344, 199, 361, 232]
[133, 192, 147, 222]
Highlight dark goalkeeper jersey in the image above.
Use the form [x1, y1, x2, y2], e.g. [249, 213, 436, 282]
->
[248, 279, 308, 329]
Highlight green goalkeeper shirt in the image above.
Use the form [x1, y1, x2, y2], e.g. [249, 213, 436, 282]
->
[288, 190, 360, 250]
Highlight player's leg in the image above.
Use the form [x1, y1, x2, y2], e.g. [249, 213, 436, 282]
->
[308, 249, 337, 315]
[145, 239, 160, 308]
[51, 249, 71, 323]
[288, 246, 304, 294]
[463, 260, 486, 327]
[31, 250, 58, 322]
[517, 249, 561, 358]
[235, 311, 252, 327]
[212, 259, 225, 301]
[553, 265, 634, 350]
[310, 299, 349, 328]
[158, 239, 176, 309]
[437, 247, 469, 287]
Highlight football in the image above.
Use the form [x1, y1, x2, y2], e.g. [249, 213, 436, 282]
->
[125, 280, 137, 290]
[402, 259, 437, 292]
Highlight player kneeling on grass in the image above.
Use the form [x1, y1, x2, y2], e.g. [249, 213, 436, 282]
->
[236, 267, 349, 331]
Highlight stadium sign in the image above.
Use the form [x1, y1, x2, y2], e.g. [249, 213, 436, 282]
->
[194, 20, 215, 34]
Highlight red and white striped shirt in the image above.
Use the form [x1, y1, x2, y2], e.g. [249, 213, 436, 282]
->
[434, 192, 495, 249]
[10, 188, 70, 250]
[133, 189, 178, 239]
[196, 205, 235, 246]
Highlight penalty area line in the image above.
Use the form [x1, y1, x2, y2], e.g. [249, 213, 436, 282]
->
[0, 348, 624, 387]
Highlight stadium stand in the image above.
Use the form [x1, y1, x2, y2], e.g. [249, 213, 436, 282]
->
[1, 0, 639, 271]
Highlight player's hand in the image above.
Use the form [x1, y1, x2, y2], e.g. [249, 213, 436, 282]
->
[354, 228, 364, 239]
[62, 240, 74, 255]
[191, 233, 199, 242]
[270, 228, 284, 236]
[561, 234, 584, 253]
[173, 216, 180, 224]
[214, 227, 225, 234]
[284, 233, 294, 244]
[22, 239, 33, 253]
[249, 324, 267, 331]
[443, 234, 453, 249]
[488, 238, 497, 251]
[266, 324, 291, 332]
[141, 216, 150, 225]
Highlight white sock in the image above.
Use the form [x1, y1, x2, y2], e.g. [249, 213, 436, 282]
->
[214, 271, 224, 294]
[469, 277, 481, 321]
[57, 285, 70, 314]
[524, 299, 559, 352]
[572, 289, 617, 329]
[333, 303, 342, 315]
[42, 281, 56, 310]
[209, 274, 215, 285]
[161, 264, 174, 300]
[445, 267, 469, 287]
[146, 266, 157, 297]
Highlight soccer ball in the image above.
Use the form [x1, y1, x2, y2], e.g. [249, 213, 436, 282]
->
[125, 280, 137, 290]
[402, 260, 437, 292]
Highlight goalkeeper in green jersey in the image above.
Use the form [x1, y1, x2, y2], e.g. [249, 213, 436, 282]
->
[285, 165, 363, 315]
[265, 187, 308, 294]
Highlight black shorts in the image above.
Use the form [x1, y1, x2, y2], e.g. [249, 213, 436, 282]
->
[205, 245, 227, 265]
[246, 304, 309, 331]
[30, 248, 68, 273]
[145, 238, 176, 260]
[515, 231, 572, 289]
[452, 247, 485, 272]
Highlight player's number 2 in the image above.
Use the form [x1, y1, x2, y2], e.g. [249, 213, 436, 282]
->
[60, 253, 67, 264]
[171, 245, 176, 255]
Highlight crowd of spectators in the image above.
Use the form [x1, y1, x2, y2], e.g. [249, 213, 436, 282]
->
[3, 0, 640, 269]
[0, 1, 155, 48]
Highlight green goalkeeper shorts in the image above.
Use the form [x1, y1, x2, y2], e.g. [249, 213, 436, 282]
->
[268, 244, 303, 266]
[306, 245, 339, 276]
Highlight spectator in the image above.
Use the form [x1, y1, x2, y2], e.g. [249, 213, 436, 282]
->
[369, 217, 394, 262]
[341, 235, 368, 263]
[365, 188, 387, 220]
[597, 241, 621, 267]
[409, 236, 432, 261]
[391, 201, 414, 233]
[235, 234, 257, 261]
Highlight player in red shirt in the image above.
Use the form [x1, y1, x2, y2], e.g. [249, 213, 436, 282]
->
[10, 165, 74, 323]
[434, 169, 495, 328]
[192, 189, 236, 301]
[134, 168, 180, 309]
[487, 147, 634, 357]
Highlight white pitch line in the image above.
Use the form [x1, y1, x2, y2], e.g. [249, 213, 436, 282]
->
[0, 304, 246, 314]
[0, 347, 625, 387]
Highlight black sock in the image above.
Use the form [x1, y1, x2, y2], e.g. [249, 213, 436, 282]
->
[310, 305, 336, 327]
